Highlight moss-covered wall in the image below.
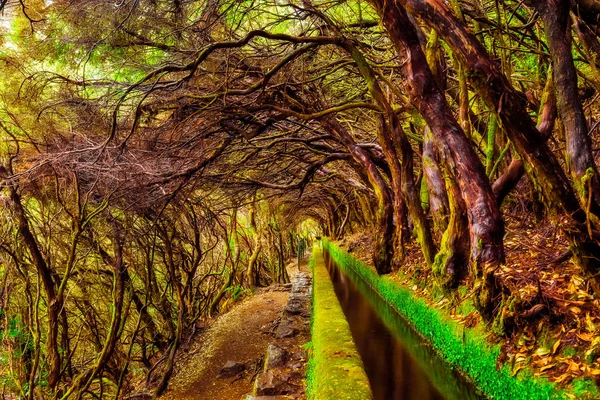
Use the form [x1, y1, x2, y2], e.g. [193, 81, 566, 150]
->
[307, 246, 373, 400]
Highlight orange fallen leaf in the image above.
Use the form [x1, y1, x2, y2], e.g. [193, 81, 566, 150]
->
[568, 361, 581, 372]
[577, 332, 592, 342]
[552, 339, 561, 355]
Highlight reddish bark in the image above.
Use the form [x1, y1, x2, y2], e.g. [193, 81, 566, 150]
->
[493, 75, 557, 205]
[532, 0, 600, 208]
[341, 39, 436, 267]
[389, 0, 600, 290]
[372, 0, 505, 315]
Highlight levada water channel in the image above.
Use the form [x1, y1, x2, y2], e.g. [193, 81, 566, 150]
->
[323, 250, 485, 400]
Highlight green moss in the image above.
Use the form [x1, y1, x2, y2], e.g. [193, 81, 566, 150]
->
[456, 286, 473, 315]
[563, 347, 578, 357]
[420, 177, 430, 210]
[322, 240, 574, 400]
[457, 285, 469, 297]
[307, 249, 372, 400]
[432, 238, 454, 288]
[572, 378, 598, 398]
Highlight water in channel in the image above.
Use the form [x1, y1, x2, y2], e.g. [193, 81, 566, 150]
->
[323, 251, 485, 400]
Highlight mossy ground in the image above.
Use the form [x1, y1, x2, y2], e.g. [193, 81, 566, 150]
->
[323, 239, 581, 400]
[306, 247, 372, 400]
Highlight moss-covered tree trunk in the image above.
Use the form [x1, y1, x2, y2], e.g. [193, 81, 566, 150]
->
[422, 21, 471, 288]
[342, 40, 436, 268]
[422, 128, 449, 240]
[572, 15, 600, 85]
[4, 176, 63, 389]
[422, 128, 470, 288]
[533, 0, 600, 210]
[434, 172, 471, 289]
[373, 0, 505, 316]
[390, 0, 600, 292]
[492, 73, 556, 205]
[245, 194, 261, 288]
[319, 116, 396, 274]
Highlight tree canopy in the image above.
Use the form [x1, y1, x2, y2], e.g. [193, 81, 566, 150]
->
[2, 0, 600, 397]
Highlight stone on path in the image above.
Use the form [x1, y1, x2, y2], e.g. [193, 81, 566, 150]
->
[265, 344, 289, 369]
[274, 318, 299, 338]
[254, 371, 299, 396]
[216, 360, 245, 378]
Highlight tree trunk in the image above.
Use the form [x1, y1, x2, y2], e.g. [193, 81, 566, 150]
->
[372, 0, 505, 315]
[4, 178, 62, 389]
[341, 39, 436, 267]
[434, 173, 471, 289]
[422, 130, 449, 241]
[390, 0, 600, 292]
[572, 14, 600, 84]
[319, 116, 396, 274]
[492, 72, 557, 205]
[533, 0, 600, 208]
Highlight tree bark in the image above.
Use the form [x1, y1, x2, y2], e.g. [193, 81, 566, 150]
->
[532, 0, 600, 208]
[319, 115, 396, 274]
[341, 39, 436, 267]
[372, 0, 505, 315]
[434, 173, 471, 288]
[492, 72, 557, 205]
[2, 174, 62, 389]
[390, 0, 600, 291]
[422, 127, 449, 239]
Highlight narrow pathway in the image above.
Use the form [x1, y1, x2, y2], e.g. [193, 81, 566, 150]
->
[159, 289, 289, 400]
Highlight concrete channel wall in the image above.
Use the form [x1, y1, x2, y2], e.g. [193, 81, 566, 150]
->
[307, 247, 373, 400]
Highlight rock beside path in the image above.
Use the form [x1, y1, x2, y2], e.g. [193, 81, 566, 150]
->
[265, 344, 289, 369]
[248, 271, 312, 399]
[216, 360, 246, 378]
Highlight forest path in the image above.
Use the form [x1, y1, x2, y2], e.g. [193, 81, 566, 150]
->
[159, 289, 290, 400]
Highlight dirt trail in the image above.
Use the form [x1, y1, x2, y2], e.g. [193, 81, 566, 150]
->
[160, 289, 289, 400]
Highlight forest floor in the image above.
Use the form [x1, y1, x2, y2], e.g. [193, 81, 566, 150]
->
[338, 210, 600, 393]
[158, 289, 290, 400]
[158, 259, 307, 400]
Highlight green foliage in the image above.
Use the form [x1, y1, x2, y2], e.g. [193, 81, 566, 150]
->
[563, 347, 578, 357]
[572, 378, 597, 397]
[0, 316, 32, 393]
[323, 240, 576, 400]
[225, 285, 250, 301]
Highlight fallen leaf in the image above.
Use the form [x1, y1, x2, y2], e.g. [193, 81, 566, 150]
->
[586, 313, 596, 332]
[577, 332, 592, 342]
[536, 347, 551, 356]
[511, 365, 523, 377]
[540, 364, 555, 372]
[553, 339, 561, 355]
[568, 361, 581, 372]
